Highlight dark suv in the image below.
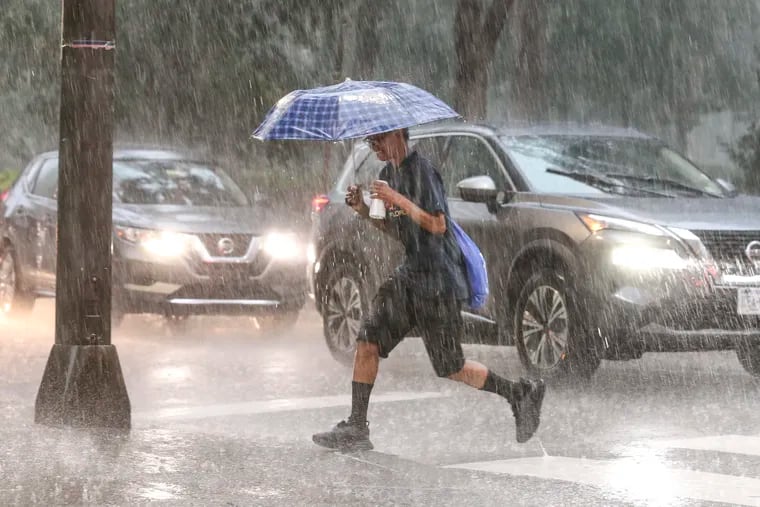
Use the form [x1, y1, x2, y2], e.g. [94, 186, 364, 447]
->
[0, 148, 307, 331]
[309, 122, 760, 378]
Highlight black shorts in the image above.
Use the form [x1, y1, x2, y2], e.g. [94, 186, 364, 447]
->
[357, 275, 466, 377]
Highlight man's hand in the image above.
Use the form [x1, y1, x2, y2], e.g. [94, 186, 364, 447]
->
[370, 180, 397, 207]
[345, 184, 366, 213]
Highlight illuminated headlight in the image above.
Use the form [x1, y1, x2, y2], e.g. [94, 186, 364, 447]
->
[114, 226, 193, 258]
[611, 245, 692, 270]
[578, 214, 699, 270]
[578, 213, 666, 236]
[263, 232, 302, 260]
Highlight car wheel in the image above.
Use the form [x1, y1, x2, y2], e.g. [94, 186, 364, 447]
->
[513, 269, 601, 380]
[736, 339, 760, 378]
[0, 248, 35, 319]
[322, 264, 367, 366]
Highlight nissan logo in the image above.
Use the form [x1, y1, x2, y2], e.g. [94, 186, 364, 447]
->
[217, 237, 235, 255]
[745, 240, 760, 267]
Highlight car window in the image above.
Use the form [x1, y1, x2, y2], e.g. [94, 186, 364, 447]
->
[31, 159, 58, 199]
[412, 136, 447, 169]
[439, 135, 506, 197]
[348, 136, 497, 193]
[502, 135, 724, 196]
[114, 160, 249, 206]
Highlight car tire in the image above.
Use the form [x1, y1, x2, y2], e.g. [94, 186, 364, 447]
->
[0, 248, 35, 319]
[321, 264, 368, 366]
[513, 269, 601, 380]
[736, 339, 760, 378]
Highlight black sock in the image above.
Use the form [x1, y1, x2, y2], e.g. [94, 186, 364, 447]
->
[349, 381, 373, 425]
[481, 371, 521, 403]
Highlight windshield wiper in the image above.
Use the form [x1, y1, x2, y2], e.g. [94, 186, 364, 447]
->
[545, 167, 673, 197]
[605, 173, 722, 198]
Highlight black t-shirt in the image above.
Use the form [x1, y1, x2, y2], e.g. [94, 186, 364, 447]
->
[379, 150, 468, 300]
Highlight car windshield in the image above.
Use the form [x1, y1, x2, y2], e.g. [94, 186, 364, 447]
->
[501, 135, 725, 197]
[114, 160, 249, 206]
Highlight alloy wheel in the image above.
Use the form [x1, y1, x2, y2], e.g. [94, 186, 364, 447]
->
[521, 284, 569, 371]
[325, 276, 363, 355]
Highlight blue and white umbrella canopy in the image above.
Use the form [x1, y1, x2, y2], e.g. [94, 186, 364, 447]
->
[252, 79, 460, 141]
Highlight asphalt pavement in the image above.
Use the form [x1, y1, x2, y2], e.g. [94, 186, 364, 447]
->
[1, 299, 760, 506]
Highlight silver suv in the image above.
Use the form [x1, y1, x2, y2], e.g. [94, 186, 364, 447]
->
[309, 122, 760, 379]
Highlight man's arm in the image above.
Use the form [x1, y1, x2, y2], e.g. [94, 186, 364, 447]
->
[346, 184, 400, 238]
[370, 180, 446, 235]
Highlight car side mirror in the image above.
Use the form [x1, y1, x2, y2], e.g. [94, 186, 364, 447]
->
[456, 175, 508, 214]
[715, 178, 737, 197]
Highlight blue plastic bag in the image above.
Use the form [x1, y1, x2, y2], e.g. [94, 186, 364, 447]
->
[449, 219, 489, 310]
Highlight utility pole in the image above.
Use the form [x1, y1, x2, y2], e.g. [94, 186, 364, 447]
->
[35, 0, 130, 429]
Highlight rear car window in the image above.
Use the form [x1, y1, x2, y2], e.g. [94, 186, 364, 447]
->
[31, 159, 59, 199]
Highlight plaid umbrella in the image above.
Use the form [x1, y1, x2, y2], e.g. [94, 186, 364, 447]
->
[252, 79, 460, 141]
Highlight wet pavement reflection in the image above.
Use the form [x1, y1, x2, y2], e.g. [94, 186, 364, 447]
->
[1, 300, 759, 506]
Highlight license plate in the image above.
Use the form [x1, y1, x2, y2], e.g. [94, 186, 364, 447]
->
[737, 288, 760, 315]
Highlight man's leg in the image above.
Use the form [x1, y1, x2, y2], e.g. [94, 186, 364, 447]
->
[418, 297, 546, 443]
[446, 359, 546, 443]
[312, 279, 411, 451]
[348, 341, 380, 426]
[448, 360, 521, 399]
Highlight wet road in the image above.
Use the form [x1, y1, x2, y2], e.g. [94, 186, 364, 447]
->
[2, 300, 760, 506]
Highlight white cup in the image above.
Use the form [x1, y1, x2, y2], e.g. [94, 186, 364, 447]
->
[369, 198, 386, 219]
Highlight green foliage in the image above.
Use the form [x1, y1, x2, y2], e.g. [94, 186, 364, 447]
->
[0, 169, 20, 191]
[538, 0, 759, 145]
[0, 0, 758, 211]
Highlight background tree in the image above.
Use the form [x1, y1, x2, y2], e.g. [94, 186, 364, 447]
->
[1, 0, 759, 210]
[542, 0, 759, 150]
[453, 0, 514, 119]
[727, 43, 760, 193]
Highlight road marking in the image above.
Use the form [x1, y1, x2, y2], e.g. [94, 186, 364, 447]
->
[650, 434, 760, 458]
[135, 391, 444, 421]
[445, 456, 760, 506]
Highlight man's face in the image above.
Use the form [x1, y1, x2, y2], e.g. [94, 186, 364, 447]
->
[365, 131, 398, 162]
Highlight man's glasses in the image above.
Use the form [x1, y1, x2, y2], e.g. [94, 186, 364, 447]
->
[363, 134, 386, 148]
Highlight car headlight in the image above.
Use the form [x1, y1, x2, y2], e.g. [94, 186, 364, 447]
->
[578, 213, 694, 270]
[114, 226, 193, 257]
[578, 213, 666, 236]
[610, 245, 692, 270]
[262, 232, 302, 260]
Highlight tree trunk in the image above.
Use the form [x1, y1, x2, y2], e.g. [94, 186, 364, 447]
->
[513, 0, 548, 120]
[353, 0, 386, 80]
[454, 0, 514, 120]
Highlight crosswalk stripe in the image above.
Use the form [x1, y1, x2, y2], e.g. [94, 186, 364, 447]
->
[651, 434, 760, 458]
[445, 456, 760, 506]
[134, 391, 444, 421]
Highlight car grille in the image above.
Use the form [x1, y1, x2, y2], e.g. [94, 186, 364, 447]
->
[692, 230, 760, 273]
[192, 253, 271, 278]
[169, 280, 277, 300]
[196, 233, 254, 257]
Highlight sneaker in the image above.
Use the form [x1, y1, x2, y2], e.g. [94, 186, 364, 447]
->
[511, 378, 546, 443]
[312, 419, 373, 451]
